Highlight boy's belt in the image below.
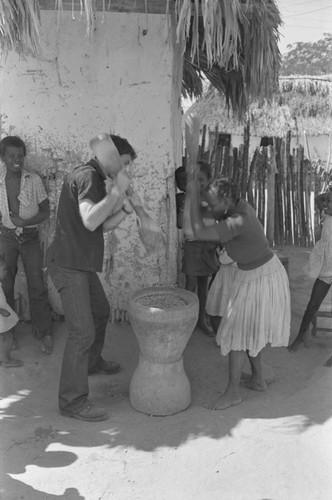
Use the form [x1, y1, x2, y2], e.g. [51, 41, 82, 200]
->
[0, 224, 38, 235]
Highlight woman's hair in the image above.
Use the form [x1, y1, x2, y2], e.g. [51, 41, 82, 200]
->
[0, 254, 6, 267]
[206, 176, 238, 201]
[110, 134, 137, 160]
[0, 136, 26, 157]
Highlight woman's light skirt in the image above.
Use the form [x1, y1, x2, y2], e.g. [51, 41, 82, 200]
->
[216, 255, 291, 357]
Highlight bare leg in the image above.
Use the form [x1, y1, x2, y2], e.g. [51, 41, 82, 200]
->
[1, 331, 23, 368]
[185, 274, 197, 293]
[11, 331, 18, 350]
[287, 330, 311, 352]
[288, 279, 330, 352]
[197, 276, 214, 336]
[209, 350, 246, 410]
[40, 335, 53, 355]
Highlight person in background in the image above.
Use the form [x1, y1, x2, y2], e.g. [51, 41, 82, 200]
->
[175, 165, 187, 288]
[0, 136, 53, 354]
[288, 188, 332, 356]
[175, 165, 187, 230]
[47, 133, 137, 422]
[182, 162, 218, 337]
[188, 175, 291, 410]
[0, 254, 23, 367]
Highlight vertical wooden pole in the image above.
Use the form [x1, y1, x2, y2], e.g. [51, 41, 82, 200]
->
[285, 131, 292, 244]
[266, 145, 276, 246]
[247, 147, 259, 208]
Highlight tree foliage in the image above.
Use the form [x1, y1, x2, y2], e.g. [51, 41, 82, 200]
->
[281, 33, 332, 76]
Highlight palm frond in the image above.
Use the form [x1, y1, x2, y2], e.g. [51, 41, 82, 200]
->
[0, 0, 41, 55]
[180, 0, 282, 117]
[0, 0, 282, 119]
[175, 0, 244, 70]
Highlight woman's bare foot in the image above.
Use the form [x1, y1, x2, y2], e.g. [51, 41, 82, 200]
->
[208, 389, 242, 410]
[197, 321, 215, 338]
[3, 358, 23, 368]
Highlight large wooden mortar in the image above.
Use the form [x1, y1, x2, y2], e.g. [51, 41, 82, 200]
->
[128, 287, 199, 416]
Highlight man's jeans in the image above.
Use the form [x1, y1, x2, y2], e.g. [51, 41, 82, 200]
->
[298, 278, 331, 336]
[0, 226, 52, 337]
[47, 266, 110, 414]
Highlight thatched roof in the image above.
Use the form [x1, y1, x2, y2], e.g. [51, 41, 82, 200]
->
[0, 0, 282, 117]
[181, 0, 282, 116]
[188, 76, 332, 137]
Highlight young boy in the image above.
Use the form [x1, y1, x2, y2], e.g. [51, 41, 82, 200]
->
[0, 135, 53, 354]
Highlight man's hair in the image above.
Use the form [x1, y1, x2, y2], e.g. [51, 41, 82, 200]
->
[0, 136, 26, 157]
[110, 134, 137, 160]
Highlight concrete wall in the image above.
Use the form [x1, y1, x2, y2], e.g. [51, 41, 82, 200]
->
[0, 11, 183, 319]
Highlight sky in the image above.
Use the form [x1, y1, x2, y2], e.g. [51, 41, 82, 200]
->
[277, 0, 332, 54]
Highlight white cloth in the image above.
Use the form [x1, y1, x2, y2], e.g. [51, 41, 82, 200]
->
[216, 254, 291, 357]
[0, 162, 47, 233]
[304, 213, 332, 284]
[0, 284, 19, 333]
[206, 250, 238, 317]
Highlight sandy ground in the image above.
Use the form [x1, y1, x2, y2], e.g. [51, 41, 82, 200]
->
[1, 245, 332, 500]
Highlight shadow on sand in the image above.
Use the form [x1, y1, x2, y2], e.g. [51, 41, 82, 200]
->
[1, 246, 332, 498]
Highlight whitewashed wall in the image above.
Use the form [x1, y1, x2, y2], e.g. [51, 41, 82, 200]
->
[0, 11, 183, 319]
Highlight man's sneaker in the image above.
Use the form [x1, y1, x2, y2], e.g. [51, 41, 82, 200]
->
[88, 358, 121, 375]
[61, 403, 108, 422]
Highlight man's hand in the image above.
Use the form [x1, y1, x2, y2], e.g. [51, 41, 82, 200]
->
[116, 169, 131, 193]
[122, 197, 134, 214]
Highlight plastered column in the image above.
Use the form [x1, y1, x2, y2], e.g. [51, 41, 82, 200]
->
[0, 11, 183, 318]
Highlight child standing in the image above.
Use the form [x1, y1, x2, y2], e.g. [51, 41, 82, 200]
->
[175, 166, 187, 231]
[0, 255, 23, 367]
[182, 162, 219, 337]
[288, 189, 332, 353]
[175, 166, 187, 289]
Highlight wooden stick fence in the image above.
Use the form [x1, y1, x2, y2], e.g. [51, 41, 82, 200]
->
[196, 128, 330, 247]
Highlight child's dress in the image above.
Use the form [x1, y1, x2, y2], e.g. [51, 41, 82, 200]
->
[305, 212, 332, 284]
[0, 283, 19, 333]
[205, 249, 238, 317]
